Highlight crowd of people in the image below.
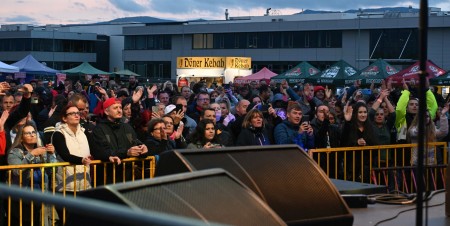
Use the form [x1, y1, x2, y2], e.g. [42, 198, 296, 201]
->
[0, 74, 449, 224]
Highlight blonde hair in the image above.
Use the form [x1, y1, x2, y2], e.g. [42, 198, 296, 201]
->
[408, 111, 436, 143]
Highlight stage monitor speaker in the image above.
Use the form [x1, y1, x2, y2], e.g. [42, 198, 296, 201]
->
[75, 169, 286, 226]
[155, 144, 353, 226]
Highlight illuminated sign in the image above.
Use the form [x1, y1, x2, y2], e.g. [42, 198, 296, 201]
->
[226, 57, 251, 69]
[177, 57, 226, 68]
[177, 57, 251, 69]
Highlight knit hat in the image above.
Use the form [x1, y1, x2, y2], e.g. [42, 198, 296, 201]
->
[103, 97, 121, 109]
[314, 86, 325, 93]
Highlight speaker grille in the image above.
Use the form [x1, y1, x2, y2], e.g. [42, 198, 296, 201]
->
[178, 147, 351, 224]
[119, 174, 284, 226]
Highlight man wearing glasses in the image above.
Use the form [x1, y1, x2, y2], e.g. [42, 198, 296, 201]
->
[187, 91, 210, 122]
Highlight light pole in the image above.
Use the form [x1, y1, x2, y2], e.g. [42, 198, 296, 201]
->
[52, 28, 58, 69]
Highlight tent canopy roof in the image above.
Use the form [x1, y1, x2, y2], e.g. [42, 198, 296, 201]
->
[113, 69, 141, 77]
[0, 61, 19, 73]
[271, 61, 320, 84]
[346, 58, 399, 85]
[386, 60, 446, 84]
[305, 60, 358, 86]
[11, 54, 58, 74]
[234, 67, 277, 84]
[62, 62, 111, 75]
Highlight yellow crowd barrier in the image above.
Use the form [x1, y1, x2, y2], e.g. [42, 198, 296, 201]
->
[309, 142, 448, 193]
[0, 156, 156, 226]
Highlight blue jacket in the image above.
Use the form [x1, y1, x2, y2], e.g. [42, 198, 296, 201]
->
[274, 120, 314, 150]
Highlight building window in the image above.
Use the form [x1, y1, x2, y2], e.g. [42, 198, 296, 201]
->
[370, 29, 418, 59]
[193, 34, 213, 49]
[248, 33, 258, 48]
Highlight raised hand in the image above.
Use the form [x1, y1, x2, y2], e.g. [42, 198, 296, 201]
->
[48, 105, 57, 118]
[172, 110, 184, 125]
[381, 80, 387, 90]
[21, 84, 33, 98]
[402, 79, 408, 91]
[343, 102, 353, 122]
[175, 122, 184, 139]
[379, 89, 389, 100]
[96, 86, 108, 99]
[387, 78, 393, 91]
[281, 80, 289, 89]
[0, 110, 9, 132]
[325, 85, 333, 99]
[132, 88, 143, 103]
[147, 85, 158, 98]
[0, 82, 11, 95]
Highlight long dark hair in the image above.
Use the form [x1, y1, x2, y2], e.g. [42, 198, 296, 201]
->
[348, 102, 378, 146]
[189, 119, 218, 145]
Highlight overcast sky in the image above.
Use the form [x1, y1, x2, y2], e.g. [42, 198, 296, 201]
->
[2, 0, 449, 25]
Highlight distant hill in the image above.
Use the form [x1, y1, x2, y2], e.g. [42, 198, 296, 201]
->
[298, 7, 419, 14]
[96, 16, 174, 24]
[98, 7, 422, 24]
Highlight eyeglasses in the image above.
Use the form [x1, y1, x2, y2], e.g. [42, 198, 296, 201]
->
[164, 121, 173, 125]
[409, 103, 419, 106]
[153, 127, 165, 131]
[198, 98, 210, 102]
[23, 131, 37, 137]
[66, 112, 81, 116]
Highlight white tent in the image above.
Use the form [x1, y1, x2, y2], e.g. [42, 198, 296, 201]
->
[0, 61, 19, 73]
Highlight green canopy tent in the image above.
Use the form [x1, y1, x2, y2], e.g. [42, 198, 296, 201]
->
[430, 71, 450, 86]
[62, 62, 111, 75]
[113, 69, 141, 77]
[271, 61, 320, 84]
[346, 59, 399, 85]
[305, 60, 359, 86]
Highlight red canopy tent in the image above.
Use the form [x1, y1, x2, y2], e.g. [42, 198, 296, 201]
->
[386, 60, 446, 84]
[234, 67, 277, 84]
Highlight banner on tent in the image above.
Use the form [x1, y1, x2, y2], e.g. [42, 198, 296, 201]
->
[56, 73, 67, 84]
[14, 72, 26, 79]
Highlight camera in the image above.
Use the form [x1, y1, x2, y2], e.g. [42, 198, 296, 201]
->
[257, 104, 269, 112]
[301, 115, 310, 124]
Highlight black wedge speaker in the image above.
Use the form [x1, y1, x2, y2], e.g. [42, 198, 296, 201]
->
[155, 144, 353, 226]
[74, 169, 286, 226]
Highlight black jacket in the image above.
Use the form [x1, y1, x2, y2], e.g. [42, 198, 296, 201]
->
[92, 119, 141, 160]
[310, 118, 341, 148]
[235, 127, 272, 146]
[91, 118, 144, 185]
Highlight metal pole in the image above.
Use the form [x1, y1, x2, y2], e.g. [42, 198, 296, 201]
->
[52, 29, 55, 69]
[417, 1, 428, 226]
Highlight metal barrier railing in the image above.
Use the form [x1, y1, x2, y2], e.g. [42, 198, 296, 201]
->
[309, 142, 448, 193]
[1, 143, 448, 225]
[0, 156, 156, 226]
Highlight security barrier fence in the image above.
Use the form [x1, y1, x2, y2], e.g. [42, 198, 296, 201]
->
[309, 142, 448, 193]
[0, 143, 448, 225]
[0, 156, 156, 226]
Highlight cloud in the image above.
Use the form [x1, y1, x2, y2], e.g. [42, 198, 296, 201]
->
[108, 0, 148, 12]
[5, 15, 36, 23]
[73, 2, 87, 10]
